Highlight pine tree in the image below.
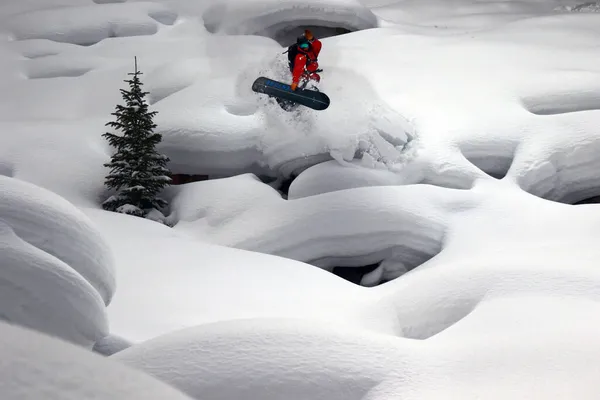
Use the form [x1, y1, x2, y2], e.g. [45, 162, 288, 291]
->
[102, 57, 172, 219]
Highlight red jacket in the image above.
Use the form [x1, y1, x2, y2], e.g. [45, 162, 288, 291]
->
[292, 38, 322, 84]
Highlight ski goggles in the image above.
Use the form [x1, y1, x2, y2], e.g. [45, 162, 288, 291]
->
[299, 42, 310, 49]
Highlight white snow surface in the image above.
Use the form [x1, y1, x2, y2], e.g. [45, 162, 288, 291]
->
[0, 176, 116, 305]
[0, 220, 107, 348]
[202, 0, 379, 39]
[84, 207, 391, 343]
[287, 159, 406, 199]
[0, 320, 193, 399]
[113, 183, 600, 400]
[2, 0, 600, 398]
[5, 2, 178, 45]
[0, 175, 114, 348]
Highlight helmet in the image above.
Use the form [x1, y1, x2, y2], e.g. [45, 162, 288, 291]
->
[297, 36, 310, 51]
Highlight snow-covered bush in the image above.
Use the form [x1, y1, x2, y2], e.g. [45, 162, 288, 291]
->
[102, 58, 172, 222]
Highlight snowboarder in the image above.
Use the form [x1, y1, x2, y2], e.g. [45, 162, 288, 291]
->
[286, 30, 322, 91]
[250, 30, 329, 112]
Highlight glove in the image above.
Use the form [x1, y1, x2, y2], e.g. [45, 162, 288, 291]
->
[291, 82, 298, 91]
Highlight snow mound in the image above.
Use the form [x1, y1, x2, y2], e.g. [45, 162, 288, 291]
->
[114, 292, 600, 400]
[373, 179, 600, 339]
[0, 11, 414, 185]
[24, 55, 96, 79]
[0, 176, 115, 305]
[111, 178, 600, 397]
[9, 39, 81, 59]
[0, 120, 115, 204]
[175, 179, 467, 282]
[2, 1, 600, 397]
[204, 0, 379, 43]
[0, 321, 194, 400]
[0, 221, 107, 348]
[113, 283, 600, 400]
[112, 318, 415, 400]
[169, 173, 282, 226]
[6, 2, 178, 45]
[506, 111, 600, 204]
[288, 160, 405, 199]
[145, 57, 213, 104]
[371, 0, 569, 28]
[84, 208, 392, 343]
[363, 295, 600, 400]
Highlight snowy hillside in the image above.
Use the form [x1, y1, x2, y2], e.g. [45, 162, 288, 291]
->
[2, 0, 600, 398]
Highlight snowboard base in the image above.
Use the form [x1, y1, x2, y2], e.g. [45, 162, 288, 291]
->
[252, 76, 330, 111]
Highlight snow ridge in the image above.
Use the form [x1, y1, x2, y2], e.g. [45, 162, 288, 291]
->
[6, 2, 178, 45]
[0, 221, 107, 348]
[203, 0, 379, 36]
[3, 0, 600, 398]
[0, 320, 194, 399]
[172, 177, 470, 284]
[0, 176, 115, 305]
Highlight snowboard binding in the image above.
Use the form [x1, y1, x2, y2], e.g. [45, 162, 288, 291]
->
[251, 72, 329, 112]
[276, 74, 319, 111]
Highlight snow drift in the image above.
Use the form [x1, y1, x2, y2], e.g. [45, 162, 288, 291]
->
[203, 0, 379, 44]
[0, 176, 115, 305]
[288, 160, 405, 199]
[113, 318, 416, 400]
[0, 176, 114, 347]
[85, 208, 393, 343]
[2, 0, 600, 398]
[115, 291, 600, 400]
[112, 179, 600, 397]
[169, 175, 464, 282]
[0, 0, 412, 184]
[0, 221, 107, 348]
[0, 320, 194, 399]
[6, 2, 178, 45]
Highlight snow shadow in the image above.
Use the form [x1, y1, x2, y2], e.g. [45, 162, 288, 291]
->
[522, 92, 600, 115]
[508, 127, 600, 204]
[202, 0, 378, 44]
[202, 184, 452, 287]
[458, 138, 518, 180]
[6, 3, 178, 46]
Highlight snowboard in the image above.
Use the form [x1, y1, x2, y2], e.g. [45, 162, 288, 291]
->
[251, 76, 330, 111]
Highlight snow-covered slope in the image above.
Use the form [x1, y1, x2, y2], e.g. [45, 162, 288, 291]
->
[0, 320, 193, 399]
[114, 291, 600, 400]
[2, 0, 600, 398]
[111, 179, 600, 399]
[3, 0, 599, 198]
[0, 176, 114, 348]
[172, 176, 451, 278]
[84, 207, 392, 343]
[0, 176, 115, 304]
[203, 0, 378, 38]
[6, 3, 178, 45]
[113, 318, 416, 400]
[0, 221, 107, 348]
